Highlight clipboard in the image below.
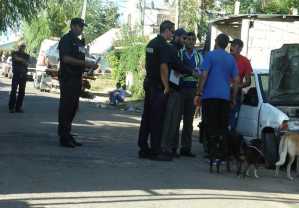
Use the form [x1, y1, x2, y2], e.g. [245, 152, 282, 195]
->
[169, 69, 182, 86]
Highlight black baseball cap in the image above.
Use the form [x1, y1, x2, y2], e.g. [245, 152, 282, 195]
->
[71, 18, 87, 27]
[174, 28, 187, 37]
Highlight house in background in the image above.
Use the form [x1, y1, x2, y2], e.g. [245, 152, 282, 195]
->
[123, 0, 177, 37]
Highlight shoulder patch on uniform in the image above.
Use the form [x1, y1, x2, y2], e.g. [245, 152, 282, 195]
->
[146, 47, 154, 53]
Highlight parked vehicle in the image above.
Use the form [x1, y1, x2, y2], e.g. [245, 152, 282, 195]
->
[34, 38, 99, 93]
[236, 44, 299, 166]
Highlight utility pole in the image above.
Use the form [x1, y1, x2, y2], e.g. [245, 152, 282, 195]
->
[234, 0, 240, 15]
[81, 0, 88, 20]
[80, 0, 88, 41]
[139, 0, 145, 35]
[176, 0, 181, 28]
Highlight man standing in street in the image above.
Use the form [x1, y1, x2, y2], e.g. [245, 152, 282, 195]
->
[177, 32, 203, 157]
[159, 30, 200, 160]
[8, 43, 30, 113]
[58, 18, 98, 148]
[229, 38, 253, 131]
[138, 20, 175, 160]
[194, 33, 239, 159]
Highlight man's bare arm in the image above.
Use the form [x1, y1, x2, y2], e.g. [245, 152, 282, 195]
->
[196, 70, 208, 95]
[160, 63, 169, 94]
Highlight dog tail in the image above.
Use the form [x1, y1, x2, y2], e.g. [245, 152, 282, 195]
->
[275, 134, 288, 166]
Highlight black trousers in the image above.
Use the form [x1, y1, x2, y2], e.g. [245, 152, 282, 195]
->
[9, 73, 27, 110]
[201, 99, 230, 138]
[138, 85, 167, 155]
[58, 77, 82, 140]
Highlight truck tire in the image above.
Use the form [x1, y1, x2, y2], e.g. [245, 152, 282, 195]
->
[262, 132, 279, 168]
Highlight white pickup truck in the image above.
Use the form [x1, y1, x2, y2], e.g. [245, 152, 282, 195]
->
[236, 44, 299, 166]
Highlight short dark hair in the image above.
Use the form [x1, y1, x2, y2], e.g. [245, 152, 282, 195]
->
[174, 28, 187, 37]
[187, 32, 196, 37]
[231, 38, 244, 48]
[216, 33, 229, 49]
[160, 20, 175, 33]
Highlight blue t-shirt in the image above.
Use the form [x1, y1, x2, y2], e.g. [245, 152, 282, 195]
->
[201, 49, 238, 101]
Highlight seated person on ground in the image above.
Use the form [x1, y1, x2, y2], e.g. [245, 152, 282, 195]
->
[109, 82, 126, 105]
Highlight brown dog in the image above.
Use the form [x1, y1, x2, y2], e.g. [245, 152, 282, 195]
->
[275, 132, 299, 180]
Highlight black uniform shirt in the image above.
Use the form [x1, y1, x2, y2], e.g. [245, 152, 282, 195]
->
[145, 35, 170, 87]
[58, 31, 85, 80]
[11, 51, 30, 76]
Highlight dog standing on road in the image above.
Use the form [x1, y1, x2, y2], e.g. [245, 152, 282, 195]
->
[275, 132, 299, 180]
[240, 139, 265, 178]
[208, 131, 243, 174]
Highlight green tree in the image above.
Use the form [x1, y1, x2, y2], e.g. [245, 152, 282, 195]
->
[84, 1, 119, 43]
[262, 0, 299, 13]
[179, 0, 214, 42]
[23, 0, 118, 56]
[0, 0, 44, 31]
[107, 26, 147, 98]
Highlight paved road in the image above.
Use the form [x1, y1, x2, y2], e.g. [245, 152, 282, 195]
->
[0, 77, 298, 208]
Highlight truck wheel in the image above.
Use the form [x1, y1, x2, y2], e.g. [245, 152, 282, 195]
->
[262, 132, 279, 169]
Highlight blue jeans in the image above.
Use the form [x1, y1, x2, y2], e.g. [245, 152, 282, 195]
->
[229, 96, 241, 131]
[110, 92, 124, 105]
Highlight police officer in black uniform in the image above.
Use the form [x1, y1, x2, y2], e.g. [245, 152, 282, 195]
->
[58, 18, 98, 148]
[138, 20, 174, 160]
[8, 43, 30, 113]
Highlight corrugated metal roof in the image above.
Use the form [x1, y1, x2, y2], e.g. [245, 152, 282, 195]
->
[211, 14, 299, 25]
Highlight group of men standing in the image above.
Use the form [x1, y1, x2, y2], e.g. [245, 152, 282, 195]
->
[137, 20, 252, 161]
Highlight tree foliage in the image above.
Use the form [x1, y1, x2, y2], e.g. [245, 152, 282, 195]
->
[0, 0, 44, 32]
[107, 27, 147, 98]
[84, 1, 119, 43]
[22, 0, 118, 56]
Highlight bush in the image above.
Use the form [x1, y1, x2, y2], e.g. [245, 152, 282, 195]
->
[107, 27, 147, 98]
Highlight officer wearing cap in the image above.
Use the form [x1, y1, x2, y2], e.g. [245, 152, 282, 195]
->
[58, 17, 98, 148]
[8, 43, 30, 113]
[138, 20, 175, 160]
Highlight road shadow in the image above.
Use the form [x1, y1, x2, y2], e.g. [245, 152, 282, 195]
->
[0, 78, 299, 207]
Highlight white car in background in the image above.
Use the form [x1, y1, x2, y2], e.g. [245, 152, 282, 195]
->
[237, 44, 299, 167]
